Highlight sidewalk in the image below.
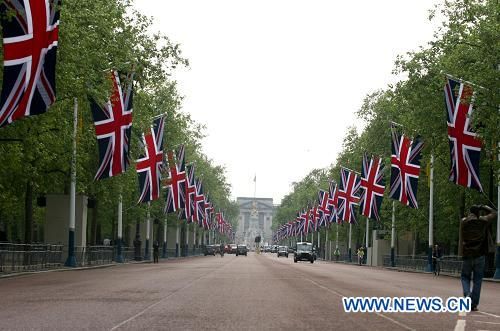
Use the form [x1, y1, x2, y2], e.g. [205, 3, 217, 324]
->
[319, 258, 500, 283]
[0, 255, 204, 279]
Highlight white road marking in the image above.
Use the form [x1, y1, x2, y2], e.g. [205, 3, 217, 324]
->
[475, 321, 500, 325]
[304, 278, 415, 331]
[459, 311, 466, 317]
[479, 311, 500, 319]
[454, 319, 466, 331]
[110, 258, 236, 330]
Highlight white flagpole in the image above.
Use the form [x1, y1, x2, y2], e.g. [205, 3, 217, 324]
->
[391, 201, 396, 267]
[162, 217, 167, 258]
[65, 98, 78, 267]
[116, 194, 124, 262]
[145, 202, 151, 260]
[426, 154, 434, 272]
[348, 223, 352, 262]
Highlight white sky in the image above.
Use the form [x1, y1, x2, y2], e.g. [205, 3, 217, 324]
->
[133, 0, 439, 204]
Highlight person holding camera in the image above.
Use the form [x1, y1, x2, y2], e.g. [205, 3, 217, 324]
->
[459, 204, 496, 311]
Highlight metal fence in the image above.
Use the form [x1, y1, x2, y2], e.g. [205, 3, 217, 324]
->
[0, 243, 64, 273]
[383, 255, 463, 275]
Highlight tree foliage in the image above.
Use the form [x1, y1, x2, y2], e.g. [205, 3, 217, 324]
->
[0, 0, 237, 243]
[273, 0, 499, 254]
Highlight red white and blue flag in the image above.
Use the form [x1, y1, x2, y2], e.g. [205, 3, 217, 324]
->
[389, 125, 423, 209]
[318, 190, 331, 227]
[193, 179, 205, 227]
[179, 164, 196, 221]
[337, 168, 360, 224]
[91, 71, 134, 180]
[203, 194, 213, 230]
[136, 116, 165, 203]
[328, 180, 339, 223]
[299, 209, 310, 235]
[444, 77, 483, 191]
[163, 145, 186, 213]
[359, 153, 385, 221]
[0, 0, 60, 128]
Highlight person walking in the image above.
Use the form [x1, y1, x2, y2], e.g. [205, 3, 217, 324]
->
[459, 204, 496, 311]
[153, 240, 160, 263]
[219, 242, 225, 257]
[432, 244, 442, 276]
[357, 246, 364, 266]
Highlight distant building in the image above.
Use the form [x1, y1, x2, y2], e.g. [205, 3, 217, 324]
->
[236, 197, 275, 246]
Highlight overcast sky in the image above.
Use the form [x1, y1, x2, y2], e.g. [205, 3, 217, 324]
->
[133, 0, 439, 205]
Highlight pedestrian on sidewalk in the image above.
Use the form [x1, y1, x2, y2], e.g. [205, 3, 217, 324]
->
[334, 247, 340, 261]
[459, 204, 496, 311]
[357, 247, 364, 266]
[153, 240, 160, 263]
[432, 244, 442, 276]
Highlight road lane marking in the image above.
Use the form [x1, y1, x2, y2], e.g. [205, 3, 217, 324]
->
[479, 311, 500, 319]
[475, 321, 500, 325]
[454, 319, 466, 331]
[304, 276, 415, 331]
[110, 257, 236, 330]
[459, 311, 466, 317]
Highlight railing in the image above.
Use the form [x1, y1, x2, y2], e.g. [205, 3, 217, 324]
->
[383, 255, 463, 275]
[0, 243, 64, 273]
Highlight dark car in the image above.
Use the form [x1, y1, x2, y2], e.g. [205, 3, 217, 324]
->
[204, 245, 216, 256]
[236, 245, 248, 256]
[294, 242, 314, 263]
[277, 246, 288, 258]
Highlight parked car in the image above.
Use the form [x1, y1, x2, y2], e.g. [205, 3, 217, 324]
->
[236, 244, 248, 256]
[226, 244, 237, 254]
[277, 246, 288, 258]
[204, 245, 216, 256]
[294, 242, 314, 263]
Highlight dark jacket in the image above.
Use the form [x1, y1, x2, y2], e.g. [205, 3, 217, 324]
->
[460, 211, 495, 258]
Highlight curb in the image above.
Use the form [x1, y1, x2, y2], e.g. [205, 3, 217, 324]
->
[318, 259, 500, 283]
[0, 255, 208, 279]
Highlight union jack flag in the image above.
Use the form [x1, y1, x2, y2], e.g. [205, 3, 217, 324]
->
[0, 0, 60, 128]
[310, 205, 320, 232]
[359, 153, 385, 221]
[193, 179, 205, 227]
[91, 71, 134, 180]
[179, 164, 196, 221]
[203, 194, 213, 229]
[299, 208, 312, 235]
[317, 190, 331, 227]
[136, 116, 165, 203]
[444, 77, 483, 191]
[337, 168, 360, 224]
[389, 125, 424, 208]
[163, 145, 186, 213]
[328, 181, 339, 223]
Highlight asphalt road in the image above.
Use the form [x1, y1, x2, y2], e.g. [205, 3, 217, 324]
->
[1, 253, 499, 330]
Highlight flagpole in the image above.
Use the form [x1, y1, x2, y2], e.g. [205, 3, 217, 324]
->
[365, 216, 369, 250]
[324, 228, 327, 260]
[116, 194, 124, 263]
[65, 98, 78, 267]
[162, 217, 168, 258]
[348, 223, 352, 262]
[391, 201, 396, 267]
[144, 202, 151, 260]
[425, 154, 434, 272]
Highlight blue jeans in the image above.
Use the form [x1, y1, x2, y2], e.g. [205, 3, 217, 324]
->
[461, 255, 485, 308]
